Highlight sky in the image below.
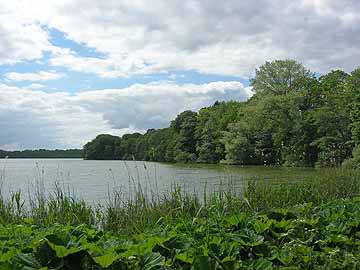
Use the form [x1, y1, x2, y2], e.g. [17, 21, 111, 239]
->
[0, 0, 359, 150]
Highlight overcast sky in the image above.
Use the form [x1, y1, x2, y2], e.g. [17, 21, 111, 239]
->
[0, 0, 359, 150]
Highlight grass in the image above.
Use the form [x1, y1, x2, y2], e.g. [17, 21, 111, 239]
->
[0, 168, 359, 234]
[244, 168, 360, 210]
[1, 167, 360, 268]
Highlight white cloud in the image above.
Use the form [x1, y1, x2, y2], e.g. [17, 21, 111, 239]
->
[0, 81, 250, 149]
[0, 2, 54, 65]
[5, 71, 65, 82]
[0, 84, 116, 149]
[76, 81, 251, 130]
[28, 83, 45, 89]
[1, 1, 360, 78]
[49, 50, 128, 78]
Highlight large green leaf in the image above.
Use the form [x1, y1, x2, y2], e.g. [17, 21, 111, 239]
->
[46, 241, 82, 258]
[93, 253, 120, 268]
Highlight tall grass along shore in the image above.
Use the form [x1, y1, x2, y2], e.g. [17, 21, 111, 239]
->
[1, 169, 360, 269]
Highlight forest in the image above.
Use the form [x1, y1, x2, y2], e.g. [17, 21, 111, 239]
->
[0, 149, 83, 159]
[83, 59, 360, 168]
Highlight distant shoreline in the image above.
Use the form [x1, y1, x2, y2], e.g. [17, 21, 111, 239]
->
[0, 157, 83, 159]
[0, 149, 83, 159]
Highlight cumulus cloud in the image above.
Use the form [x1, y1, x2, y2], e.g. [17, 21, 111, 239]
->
[0, 2, 54, 65]
[0, 81, 251, 149]
[76, 81, 252, 130]
[49, 50, 129, 78]
[5, 71, 65, 82]
[2, 1, 360, 77]
[0, 84, 116, 150]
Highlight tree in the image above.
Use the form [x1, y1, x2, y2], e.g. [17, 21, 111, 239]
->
[251, 59, 312, 96]
[342, 68, 360, 168]
[0, 149, 83, 159]
[221, 121, 255, 164]
[171, 111, 198, 162]
[83, 134, 118, 160]
[311, 70, 352, 166]
[195, 101, 242, 163]
[82, 60, 358, 169]
[349, 68, 360, 145]
[118, 133, 142, 160]
[196, 119, 217, 163]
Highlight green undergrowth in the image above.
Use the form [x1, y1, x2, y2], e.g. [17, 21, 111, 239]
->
[0, 169, 360, 269]
[2, 197, 360, 269]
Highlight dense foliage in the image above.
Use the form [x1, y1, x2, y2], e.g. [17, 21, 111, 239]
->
[0, 149, 83, 159]
[2, 196, 360, 269]
[84, 60, 360, 167]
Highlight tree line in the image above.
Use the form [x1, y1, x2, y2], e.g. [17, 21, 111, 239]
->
[84, 60, 360, 167]
[0, 149, 83, 159]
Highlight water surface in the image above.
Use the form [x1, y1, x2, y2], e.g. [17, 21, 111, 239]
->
[0, 159, 321, 203]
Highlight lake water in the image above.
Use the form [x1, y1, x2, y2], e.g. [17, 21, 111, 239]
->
[0, 159, 320, 204]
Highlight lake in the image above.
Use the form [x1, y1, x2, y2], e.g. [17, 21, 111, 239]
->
[0, 159, 321, 204]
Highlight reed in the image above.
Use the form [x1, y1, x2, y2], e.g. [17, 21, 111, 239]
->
[0, 168, 359, 235]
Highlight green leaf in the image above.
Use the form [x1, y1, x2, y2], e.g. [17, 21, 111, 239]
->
[163, 235, 190, 250]
[46, 241, 82, 258]
[140, 253, 165, 270]
[23, 218, 34, 225]
[253, 258, 273, 270]
[93, 253, 120, 268]
[45, 233, 70, 247]
[175, 252, 193, 264]
[253, 216, 272, 234]
[193, 256, 215, 270]
[14, 253, 42, 269]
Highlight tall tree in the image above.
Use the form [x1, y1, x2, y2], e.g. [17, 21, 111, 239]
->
[196, 118, 217, 163]
[171, 111, 198, 162]
[311, 70, 352, 166]
[251, 59, 312, 96]
[83, 134, 118, 160]
[350, 68, 360, 145]
[222, 121, 255, 164]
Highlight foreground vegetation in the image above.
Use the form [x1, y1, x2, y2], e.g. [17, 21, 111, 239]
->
[84, 59, 360, 168]
[1, 169, 360, 269]
[3, 197, 360, 269]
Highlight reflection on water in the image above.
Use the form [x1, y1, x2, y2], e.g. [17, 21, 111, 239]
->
[0, 159, 323, 204]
